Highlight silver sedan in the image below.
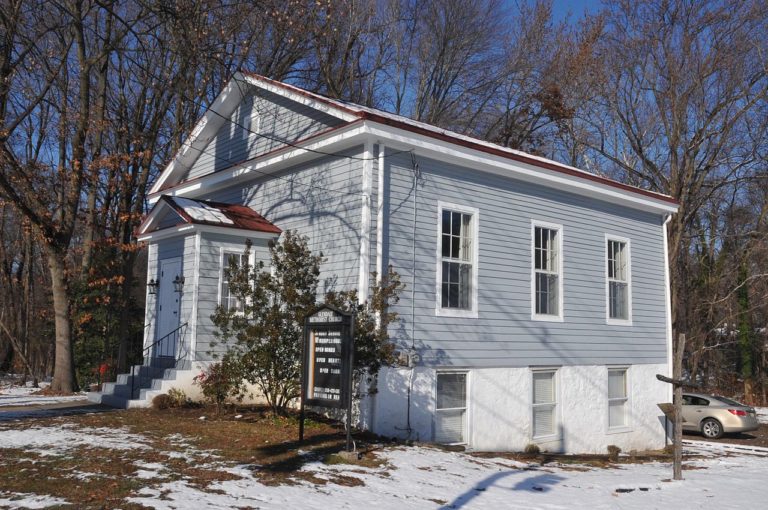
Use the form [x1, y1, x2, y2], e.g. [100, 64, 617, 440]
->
[682, 393, 759, 439]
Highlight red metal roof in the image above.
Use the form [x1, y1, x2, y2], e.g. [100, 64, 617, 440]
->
[242, 72, 678, 207]
[147, 196, 281, 234]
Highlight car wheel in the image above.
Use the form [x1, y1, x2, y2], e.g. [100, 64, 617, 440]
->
[701, 418, 723, 439]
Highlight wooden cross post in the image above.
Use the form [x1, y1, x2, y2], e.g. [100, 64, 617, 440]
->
[656, 333, 687, 481]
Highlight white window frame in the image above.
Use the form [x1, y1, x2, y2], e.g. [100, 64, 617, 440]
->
[435, 201, 479, 318]
[434, 370, 470, 445]
[530, 220, 564, 321]
[607, 366, 632, 433]
[217, 247, 254, 314]
[605, 235, 632, 325]
[531, 368, 559, 440]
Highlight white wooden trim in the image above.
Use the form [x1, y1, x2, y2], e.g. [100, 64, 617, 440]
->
[358, 141, 373, 302]
[364, 123, 678, 215]
[375, 144, 386, 328]
[606, 365, 632, 434]
[240, 73, 359, 123]
[434, 369, 471, 446]
[530, 367, 560, 441]
[217, 246, 256, 312]
[530, 220, 564, 322]
[435, 201, 480, 318]
[190, 233, 201, 360]
[148, 123, 368, 204]
[662, 214, 674, 399]
[152, 119, 677, 216]
[605, 234, 633, 326]
[138, 224, 278, 243]
[151, 76, 246, 194]
[138, 200, 181, 235]
[143, 243, 156, 351]
[376, 144, 385, 284]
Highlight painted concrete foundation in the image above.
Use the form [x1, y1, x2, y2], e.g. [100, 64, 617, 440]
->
[363, 363, 668, 454]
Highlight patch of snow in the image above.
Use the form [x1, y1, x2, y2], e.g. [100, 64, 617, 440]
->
[174, 198, 233, 225]
[0, 380, 86, 407]
[133, 461, 170, 480]
[0, 424, 151, 456]
[0, 492, 70, 509]
[127, 443, 768, 509]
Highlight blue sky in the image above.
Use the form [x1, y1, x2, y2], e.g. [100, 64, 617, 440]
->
[548, 0, 603, 23]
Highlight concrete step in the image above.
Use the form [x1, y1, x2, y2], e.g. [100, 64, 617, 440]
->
[92, 363, 189, 409]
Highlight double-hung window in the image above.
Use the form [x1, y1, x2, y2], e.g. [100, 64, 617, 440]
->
[435, 372, 468, 444]
[608, 368, 629, 429]
[437, 203, 478, 317]
[220, 250, 245, 313]
[532, 370, 557, 438]
[606, 237, 631, 323]
[532, 222, 562, 320]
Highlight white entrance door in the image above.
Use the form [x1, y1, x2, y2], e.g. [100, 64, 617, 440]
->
[155, 258, 182, 359]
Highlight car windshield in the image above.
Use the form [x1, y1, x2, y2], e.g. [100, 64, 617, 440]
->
[713, 396, 746, 407]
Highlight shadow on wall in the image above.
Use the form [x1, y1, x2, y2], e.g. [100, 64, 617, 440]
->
[440, 468, 565, 509]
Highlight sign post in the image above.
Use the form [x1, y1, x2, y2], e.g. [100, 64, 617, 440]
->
[300, 304, 354, 451]
[655, 332, 690, 481]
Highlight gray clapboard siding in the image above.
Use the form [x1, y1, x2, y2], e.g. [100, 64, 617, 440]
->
[194, 232, 272, 361]
[203, 147, 364, 296]
[382, 150, 668, 368]
[155, 209, 183, 230]
[181, 89, 345, 182]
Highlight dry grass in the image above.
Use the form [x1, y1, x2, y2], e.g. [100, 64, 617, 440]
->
[0, 406, 388, 508]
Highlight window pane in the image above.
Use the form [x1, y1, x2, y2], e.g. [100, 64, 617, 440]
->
[437, 373, 466, 409]
[451, 212, 461, 235]
[536, 273, 558, 315]
[533, 406, 554, 437]
[547, 275, 558, 314]
[608, 370, 626, 399]
[435, 408, 465, 443]
[442, 234, 451, 257]
[440, 209, 474, 310]
[459, 264, 471, 309]
[609, 400, 626, 428]
[448, 283, 459, 308]
[609, 282, 628, 319]
[533, 372, 554, 404]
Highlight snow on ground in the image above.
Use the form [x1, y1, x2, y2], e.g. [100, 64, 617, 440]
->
[0, 379, 86, 407]
[756, 407, 768, 424]
[0, 423, 151, 456]
[1, 423, 768, 509]
[0, 493, 70, 509]
[125, 443, 768, 510]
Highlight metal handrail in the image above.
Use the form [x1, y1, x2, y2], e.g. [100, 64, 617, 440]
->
[130, 322, 188, 400]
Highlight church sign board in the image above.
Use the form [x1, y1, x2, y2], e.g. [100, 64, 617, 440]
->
[302, 305, 353, 409]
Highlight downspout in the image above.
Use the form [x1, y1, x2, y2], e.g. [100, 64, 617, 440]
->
[662, 213, 673, 401]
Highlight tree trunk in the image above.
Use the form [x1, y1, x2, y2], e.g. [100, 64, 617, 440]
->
[48, 252, 76, 392]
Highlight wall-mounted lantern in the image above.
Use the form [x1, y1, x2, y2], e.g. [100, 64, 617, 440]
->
[147, 279, 159, 295]
[173, 275, 185, 293]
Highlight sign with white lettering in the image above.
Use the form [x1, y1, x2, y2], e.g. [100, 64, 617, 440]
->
[302, 305, 353, 409]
